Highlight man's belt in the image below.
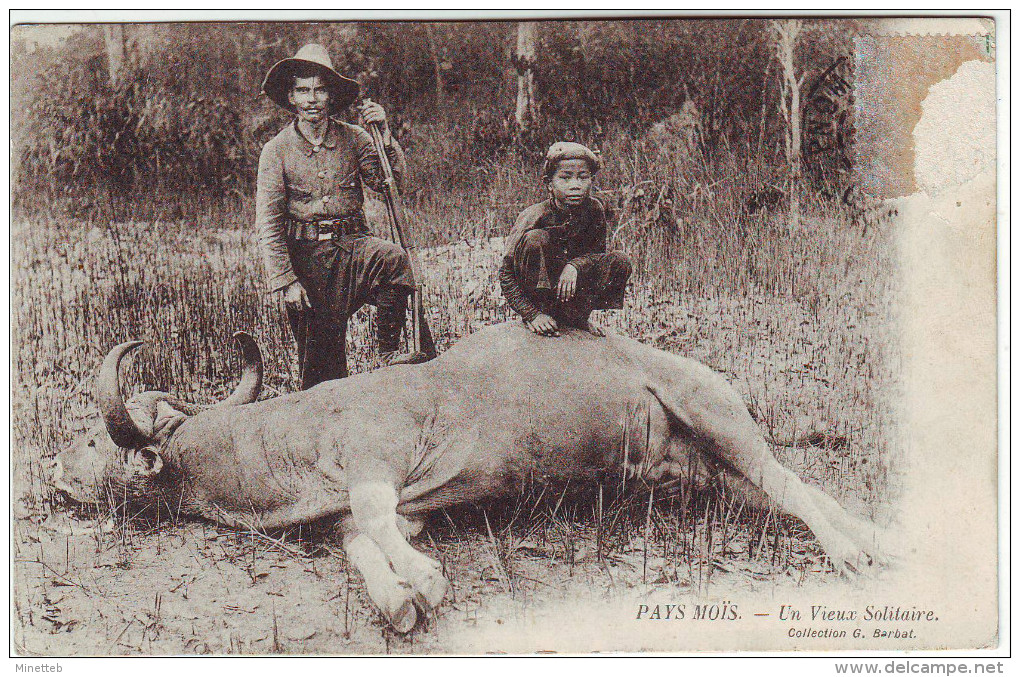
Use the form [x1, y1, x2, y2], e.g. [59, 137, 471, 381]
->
[288, 213, 368, 241]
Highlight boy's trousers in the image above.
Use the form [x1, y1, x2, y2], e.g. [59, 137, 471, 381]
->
[512, 228, 632, 320]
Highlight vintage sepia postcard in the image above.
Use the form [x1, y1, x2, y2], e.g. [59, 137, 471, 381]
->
[9, 13, 1002, 657]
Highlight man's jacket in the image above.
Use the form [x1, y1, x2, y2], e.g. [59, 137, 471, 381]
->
[255, 118, 406, 292]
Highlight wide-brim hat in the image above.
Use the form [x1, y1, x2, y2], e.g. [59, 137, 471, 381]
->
[542, 141, 601, 178]
[261, 43, 360, 112]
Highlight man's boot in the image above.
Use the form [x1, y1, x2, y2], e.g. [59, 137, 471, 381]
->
[376, 285, 437, 367]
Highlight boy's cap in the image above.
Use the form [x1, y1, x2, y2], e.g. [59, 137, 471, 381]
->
[542, 142, 601, 178]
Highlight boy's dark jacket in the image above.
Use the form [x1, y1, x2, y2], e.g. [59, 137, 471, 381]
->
[500, 196, 609, 322]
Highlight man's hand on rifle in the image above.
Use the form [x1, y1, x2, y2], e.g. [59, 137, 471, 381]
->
[358, 99, 391, 144]
[282, 281, 311, 311]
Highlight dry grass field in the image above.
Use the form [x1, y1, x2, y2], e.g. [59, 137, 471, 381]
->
[11, 153, 902, 652]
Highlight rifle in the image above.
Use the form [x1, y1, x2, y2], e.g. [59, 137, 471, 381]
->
[364, 106, 425, 356]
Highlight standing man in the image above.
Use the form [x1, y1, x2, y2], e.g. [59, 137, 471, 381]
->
[257, 44, 435, 389]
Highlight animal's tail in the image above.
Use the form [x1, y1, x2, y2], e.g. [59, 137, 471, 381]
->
[743, 396, 849, 449]
[765, 431, 849, 450]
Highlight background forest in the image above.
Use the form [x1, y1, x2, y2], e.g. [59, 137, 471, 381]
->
[12, 20, 856, 223]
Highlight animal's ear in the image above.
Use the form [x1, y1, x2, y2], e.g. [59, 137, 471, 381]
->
[127, 447, 164, 477]
[153, 401, 187, 436]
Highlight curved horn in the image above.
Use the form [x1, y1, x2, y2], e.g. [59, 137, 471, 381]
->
[218, 331, 263, 406]
[97, 340, 149, 448]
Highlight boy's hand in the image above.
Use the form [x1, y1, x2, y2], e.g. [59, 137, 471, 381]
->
[358, 99, 391, 144]
[282, 281, 311, 310]
[557, 264, 578, 302]
[526, 313, 560, 337]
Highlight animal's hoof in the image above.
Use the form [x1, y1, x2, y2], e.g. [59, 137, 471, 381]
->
[419, 572, 450, 609]
[833, 550, 882, 580]
[872, 550, 895, 568]
[861, 549, 887, 570]
[404, 556, 450, 608]
[387, 596, 419, 634]
[411, 591, 432, 618]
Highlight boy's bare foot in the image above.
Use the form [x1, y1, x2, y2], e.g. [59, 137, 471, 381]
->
[584, 319, 606, 337]
[526, 313, 560, 337]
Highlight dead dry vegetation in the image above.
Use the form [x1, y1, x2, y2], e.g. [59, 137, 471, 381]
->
[11, 146, 902, 654]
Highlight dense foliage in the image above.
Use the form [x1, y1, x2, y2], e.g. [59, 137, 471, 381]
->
[12, 20, 852, 202]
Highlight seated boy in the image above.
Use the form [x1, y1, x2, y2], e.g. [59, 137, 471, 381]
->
[499, 142, 632, 337]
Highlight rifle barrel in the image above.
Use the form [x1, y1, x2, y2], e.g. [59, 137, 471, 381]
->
[366, 117, 424, 354]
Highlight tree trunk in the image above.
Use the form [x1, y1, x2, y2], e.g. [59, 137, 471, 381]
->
[772, 19, 804, 226]
[424, 24, 445, 113]
[514, 22, 539, 133]
[102, 24, 126, 86]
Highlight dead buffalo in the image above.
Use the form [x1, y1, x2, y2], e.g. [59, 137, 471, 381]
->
[51, 322, 885, 632]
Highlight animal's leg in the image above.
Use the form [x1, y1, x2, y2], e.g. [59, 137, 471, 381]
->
[340, 518, 420, 633]
[731, 445, 880, 575]
[350, 481, 449, 608]
[719, 466, 888, 566]
[647, 384, 877, 575]
[716, 457, 852, 559]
